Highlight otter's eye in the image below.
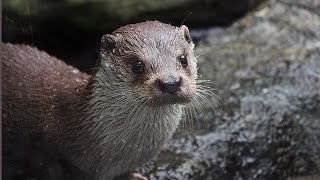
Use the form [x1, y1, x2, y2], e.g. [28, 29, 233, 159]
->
[179, 55, 188, 67]
[131, 60, 145, 74]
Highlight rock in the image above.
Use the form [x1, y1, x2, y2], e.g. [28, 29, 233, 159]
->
[139, 0, 320, 179]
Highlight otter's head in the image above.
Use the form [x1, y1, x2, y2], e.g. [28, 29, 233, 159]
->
[99, 21, 197, 107]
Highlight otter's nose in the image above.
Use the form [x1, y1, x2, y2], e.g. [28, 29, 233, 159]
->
[157, 76, 182, 94]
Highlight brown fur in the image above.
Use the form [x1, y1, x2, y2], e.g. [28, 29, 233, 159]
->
[2, 21, 197, 180]
[2, 43, 90, 136]
[2, 43, 91, 180]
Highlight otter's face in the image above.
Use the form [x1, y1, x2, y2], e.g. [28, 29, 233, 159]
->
[100, 21, 197, 106]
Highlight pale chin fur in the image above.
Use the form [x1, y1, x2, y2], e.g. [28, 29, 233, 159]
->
[73, 62, 184, 179]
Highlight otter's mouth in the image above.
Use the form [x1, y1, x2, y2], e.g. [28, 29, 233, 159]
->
[147, 92, 193, 107]
[133, 74, 196, 107]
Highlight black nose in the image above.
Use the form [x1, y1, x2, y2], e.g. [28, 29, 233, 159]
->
[157, 76, 182, 94]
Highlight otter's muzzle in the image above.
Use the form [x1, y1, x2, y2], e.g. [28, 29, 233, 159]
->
[157, 76, 182, 94]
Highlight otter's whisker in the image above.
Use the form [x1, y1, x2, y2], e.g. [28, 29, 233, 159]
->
[193, 95, 209, 127]
[195, 52, 206, 59]
[184, 104, 194, 131]
[197, 86, 221, 105]
[195, 92, 212, 122]
[192, 96, 206, 127]
[196, 80, 217, 85]
[189, 100, 199, 130]
[195, 91, 218, 114]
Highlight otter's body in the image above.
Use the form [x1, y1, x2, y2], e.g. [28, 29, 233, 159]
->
[2, 43, 90, 137]
[2, 21, 199, 180]
[2, 43, 91, 179]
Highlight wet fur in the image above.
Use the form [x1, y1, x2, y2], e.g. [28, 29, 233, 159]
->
[2, 21, 199, 180]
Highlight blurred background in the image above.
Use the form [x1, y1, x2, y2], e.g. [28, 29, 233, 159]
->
[3, 0, 264, 73]
[2, 0, 320, 179]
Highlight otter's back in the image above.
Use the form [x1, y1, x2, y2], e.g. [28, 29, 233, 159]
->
[2, 43, 90, 136]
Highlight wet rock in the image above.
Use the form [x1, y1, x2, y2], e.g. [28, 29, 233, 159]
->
[139, 0, 320, 179]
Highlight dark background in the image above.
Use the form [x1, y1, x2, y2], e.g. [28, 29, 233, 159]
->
[2, 0, 265, 73]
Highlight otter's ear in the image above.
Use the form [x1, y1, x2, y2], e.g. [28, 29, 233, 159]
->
[101, 34, 119, 52]
[180, 25, 192, 44]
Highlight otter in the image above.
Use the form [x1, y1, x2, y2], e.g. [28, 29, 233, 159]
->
[2, 21, 210, 180]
